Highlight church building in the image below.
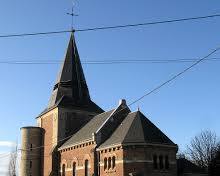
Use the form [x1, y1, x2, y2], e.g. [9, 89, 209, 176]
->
[20, 32, 178, 176]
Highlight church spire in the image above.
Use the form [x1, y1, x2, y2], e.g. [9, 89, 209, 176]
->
[48, 32, 90, 108]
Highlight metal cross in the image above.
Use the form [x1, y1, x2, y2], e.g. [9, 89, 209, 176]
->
[67, 1, 78, 31]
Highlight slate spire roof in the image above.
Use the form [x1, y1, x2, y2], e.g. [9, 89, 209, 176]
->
[48, 33, 90, 108]
[42, 32, 103, 114]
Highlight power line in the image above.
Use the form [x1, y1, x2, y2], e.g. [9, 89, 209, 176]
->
[0, 57, 220, 65]
[75, 14, 220, 32]
[129, 47, 220, 106]
[0, 30, 71, 38]
[0, 14, 220, 38]
[17, 45, 220, 153]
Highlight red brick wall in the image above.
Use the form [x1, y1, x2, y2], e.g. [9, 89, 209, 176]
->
[99, 146, 124, 176]
[123, 145, 177, 176]
[41, 114, 54, 176]
[60, 142, 96, 176]
[99, 145, 177, 176]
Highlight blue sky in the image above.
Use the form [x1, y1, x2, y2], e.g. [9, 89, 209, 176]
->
[1, 0, 220, 174]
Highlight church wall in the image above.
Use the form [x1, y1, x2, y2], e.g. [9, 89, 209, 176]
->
[38, 108, 58, 176]
[59, 141, 96, 176]
[99, 146, 124, 176]
[20, 127, 44, 176]
[123, 145, 177, 176]
[58, 107, 97, 142]
[99, 144, 177, 176]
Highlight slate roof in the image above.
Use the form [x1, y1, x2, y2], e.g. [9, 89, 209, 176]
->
[37, 32, 103, 117]
[37, 96, 103, 118]
[48, 32, 91, 108]
[59, 109, 114, 149]
[99, 111, 175, 149]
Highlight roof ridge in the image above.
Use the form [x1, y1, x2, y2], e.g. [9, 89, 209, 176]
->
[95, 105, 120, 134]
[123, 111, 145, 143]
[138, 112, 175, 145]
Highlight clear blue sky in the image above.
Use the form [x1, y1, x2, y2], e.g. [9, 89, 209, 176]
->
[0, 0, 220, 173]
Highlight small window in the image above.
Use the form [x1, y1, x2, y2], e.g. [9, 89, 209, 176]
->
[108, 157, 111, 169]
[30, 144, 33, 151]
[165, 155, 169, 169]
[30, 161, 32, 168]
[85, 160, 89, 176]
[112, 156, 116, 169]
[73, 162, 76, 176]
[104, 158, 107, 171]
[62, 164, 65, 176]
[159, 155, 164, 169]
[153, 155, 158, 169]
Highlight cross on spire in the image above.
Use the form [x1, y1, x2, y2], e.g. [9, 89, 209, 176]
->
[67, 1, 78, 31]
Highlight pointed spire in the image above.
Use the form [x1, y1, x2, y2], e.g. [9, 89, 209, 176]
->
[48, 32, 90, 108]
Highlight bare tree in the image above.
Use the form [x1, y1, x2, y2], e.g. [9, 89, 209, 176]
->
[187, 130, 219, 169]
[8, 143, 17, 176]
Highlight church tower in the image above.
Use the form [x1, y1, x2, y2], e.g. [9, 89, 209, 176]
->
[20, 32, 103, 176]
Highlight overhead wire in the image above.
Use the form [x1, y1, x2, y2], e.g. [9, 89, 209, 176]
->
[1, 12, 219, 156]
[0, 13, 219, 38]
[16, 45, 220, 153]
[75, 14, 220, 32]
[0, 57, 220, 65]
[128, 47, 220, 106]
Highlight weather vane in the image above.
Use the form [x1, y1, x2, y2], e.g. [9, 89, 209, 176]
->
[67, 1, 78, 32]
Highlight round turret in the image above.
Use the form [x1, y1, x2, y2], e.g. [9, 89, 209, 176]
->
[20, 126, 44, 176]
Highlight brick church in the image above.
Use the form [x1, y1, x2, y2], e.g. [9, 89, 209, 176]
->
[20, 32, 178, 176]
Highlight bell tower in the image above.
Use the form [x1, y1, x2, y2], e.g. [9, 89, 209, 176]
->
[20, 32, 103, 176]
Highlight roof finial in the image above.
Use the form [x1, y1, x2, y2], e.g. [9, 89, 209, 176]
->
[137, 106, 140, 112]
[67, 1, 78, 32]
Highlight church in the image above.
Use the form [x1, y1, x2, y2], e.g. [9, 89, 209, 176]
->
[20, 32, 178, 176]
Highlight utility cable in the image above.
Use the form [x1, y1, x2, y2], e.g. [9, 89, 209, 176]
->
[0, 57, 220, 65]
[76, 14, 220, 32]
[0, 14, 220, 38]
[17, 45, 220, 152]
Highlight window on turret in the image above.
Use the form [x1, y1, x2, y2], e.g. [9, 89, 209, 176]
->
[73, 162, 76, 176]
[104, 158, 107, 171]
[165, 155, 169, 169]
[112, 156, 116, 169]
[108, 157, 111, 169]
[159, 155, 164, 169]
[62, 164, 65, 176]
[30, 161, 32, 168]
[153, 155, 158, 169]
[30, 144, 33, 151]
[85, 159, 89, 176]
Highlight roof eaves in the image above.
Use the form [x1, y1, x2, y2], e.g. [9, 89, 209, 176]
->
[97, 143, 122, 151]
[58, 138, 94, 151]
[98, 142, 178, 150]
[36, 96, 65, 118]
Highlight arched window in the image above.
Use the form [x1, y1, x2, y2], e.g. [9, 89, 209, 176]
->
[104, 158, 107, 171]
[153, 155, 158, 169]
[108, 157, 111, 170]
[85, 159, 89, 176]
[62, 164, 65, 176]
[73, 162, 76, 176]
[30, 161, 32, 168]
[165, 155, 169, 169]
[159, 155, 164, 169]
[112, 156, 116, 169]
